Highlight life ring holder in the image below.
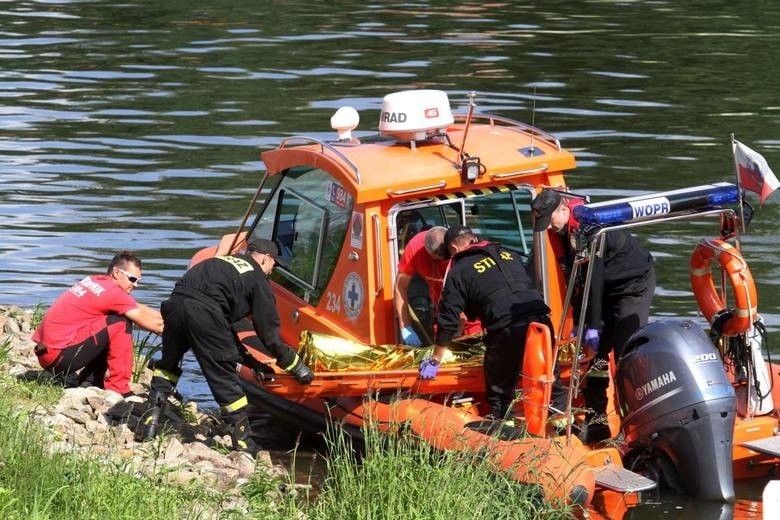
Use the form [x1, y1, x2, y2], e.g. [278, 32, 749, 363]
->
[690, 239, 757, 336]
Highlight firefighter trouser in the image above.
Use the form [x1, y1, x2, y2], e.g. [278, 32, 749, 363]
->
[585, 268, 656, 417]
[156, 295, 246, 411]
[484, 314, 563, 420]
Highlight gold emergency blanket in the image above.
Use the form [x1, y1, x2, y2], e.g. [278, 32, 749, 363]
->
[298, 330, 484, 372]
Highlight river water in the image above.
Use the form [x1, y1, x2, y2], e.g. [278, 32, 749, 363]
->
[1, 1, 778, 516]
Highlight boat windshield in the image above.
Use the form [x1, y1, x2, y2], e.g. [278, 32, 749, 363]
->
[465, 187, 535, 260]
[248, 166, 354, 304]
[391, 185, 535, 264]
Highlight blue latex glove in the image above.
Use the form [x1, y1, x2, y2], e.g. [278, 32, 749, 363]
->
[583, 327, 600, 353]
[400, 325, 422, 347]
[419, 357, 440, 379]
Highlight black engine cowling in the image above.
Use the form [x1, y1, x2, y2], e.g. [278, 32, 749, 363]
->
[615, 319, 736, 502]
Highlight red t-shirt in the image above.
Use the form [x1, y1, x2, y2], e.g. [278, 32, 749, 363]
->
[398, 231, 449, 305]
[32, 275, 138, 350]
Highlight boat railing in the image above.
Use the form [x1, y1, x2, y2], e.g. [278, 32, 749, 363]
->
[453, 112, 562, 151]
[561, 206, 739, 437]
[277, 136, 362, 184]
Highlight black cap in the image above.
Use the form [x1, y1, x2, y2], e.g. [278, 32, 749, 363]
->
[248, 238, 284, 266]
[443, 225, 475, 257]
[531, 189, 563, 232]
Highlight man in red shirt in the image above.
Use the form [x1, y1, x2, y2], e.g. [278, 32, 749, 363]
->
[32, 251, 164, 396]
[394, 226, 449, 346]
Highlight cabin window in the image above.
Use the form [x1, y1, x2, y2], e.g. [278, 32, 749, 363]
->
[396, 203, 463, 253]
[390, 187, 535, 268]
[465, 187, 535, 261]
[388, 188, 535, 340]
[249, 166, 353, 304]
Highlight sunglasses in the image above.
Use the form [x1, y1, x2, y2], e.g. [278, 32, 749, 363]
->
[116, 267, 140, 284]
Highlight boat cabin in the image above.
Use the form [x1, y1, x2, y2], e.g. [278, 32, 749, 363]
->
[199, 90, 577, 348]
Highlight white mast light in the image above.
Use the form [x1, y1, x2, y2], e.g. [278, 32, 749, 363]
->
[331, 106, 360, 141]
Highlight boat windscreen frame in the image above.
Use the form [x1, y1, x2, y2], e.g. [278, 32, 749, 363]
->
[510, 190, 531, 254]
[269, 186, 330, 296]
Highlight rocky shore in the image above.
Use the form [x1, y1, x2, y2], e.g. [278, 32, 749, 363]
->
[0, 305, 295, 513]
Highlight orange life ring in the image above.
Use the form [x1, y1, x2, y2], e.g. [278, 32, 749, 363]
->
[522, 322, 554, 437]
[690, 239, 757, 336]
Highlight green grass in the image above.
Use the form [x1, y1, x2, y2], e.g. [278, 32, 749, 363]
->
[2, 314, 571, 519]
[0, 395, 225, 520]
[238, 419, 573, 520]
[0, 361, 572, 520]
[0, 335, 63, 407]
[30, 303, 45, 330]
[131, 331, 163, 383]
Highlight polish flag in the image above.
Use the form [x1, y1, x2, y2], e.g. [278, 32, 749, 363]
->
[734, 140, 780, 205]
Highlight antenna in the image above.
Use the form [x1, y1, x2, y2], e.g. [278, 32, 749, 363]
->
[529, 87, 537, 156]
[459, 90, 477, 164]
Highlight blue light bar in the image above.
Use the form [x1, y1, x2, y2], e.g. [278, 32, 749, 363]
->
[573, 182, 738, 226]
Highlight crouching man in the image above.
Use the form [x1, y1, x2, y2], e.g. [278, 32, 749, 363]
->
[32, 251, 163, 397]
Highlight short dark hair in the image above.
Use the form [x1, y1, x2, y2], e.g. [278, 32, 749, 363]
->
[247, 238, 280, 260]
[107, 251, 141, 274]
[443, 225, 476, 257]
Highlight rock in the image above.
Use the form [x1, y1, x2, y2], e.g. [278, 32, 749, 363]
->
[210, 466, 241, 491]
[60, 408, 94, 425]
[3, 316, 21, 336]
[164, 468, 203, 487]
[186, 442, 232, 467]
[86, 395, 105, 411]
[163, 437, 185, 461]
[227, 451, 257, 478]
[8, 363, 29, 376]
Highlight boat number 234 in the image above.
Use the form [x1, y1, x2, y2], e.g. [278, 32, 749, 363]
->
[326, 292, 341, 313]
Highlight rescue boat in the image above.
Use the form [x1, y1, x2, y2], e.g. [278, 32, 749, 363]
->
[189, 89, 779, 516]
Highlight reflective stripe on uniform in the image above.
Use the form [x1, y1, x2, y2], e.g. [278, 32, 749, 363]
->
[221, 395, 248, 413]
[152, 368, 180, 384]
[284, 354, 300, 372]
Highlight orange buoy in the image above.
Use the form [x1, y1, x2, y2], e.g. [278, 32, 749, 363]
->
[521, 322, 554, 437]
[690, 239, 757, 336]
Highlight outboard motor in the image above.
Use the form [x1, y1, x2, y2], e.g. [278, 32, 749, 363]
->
[615, 319, 736, 502]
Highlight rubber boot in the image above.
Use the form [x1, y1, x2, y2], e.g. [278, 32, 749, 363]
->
[134, 389, 170, 442]
[224, 410, 260, 455]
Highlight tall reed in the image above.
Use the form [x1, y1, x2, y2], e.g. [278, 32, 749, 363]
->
[132, 331, 162, 383]
[242, 416, 573, 520]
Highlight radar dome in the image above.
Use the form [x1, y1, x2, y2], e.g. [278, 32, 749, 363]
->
[378, 90, 454, 142]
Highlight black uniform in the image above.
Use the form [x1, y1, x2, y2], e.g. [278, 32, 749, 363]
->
[435, 241, 553, 419]
[581, 230, 655, 359]
[153, 253, 296, 411]
[565, 226, 655, 435]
